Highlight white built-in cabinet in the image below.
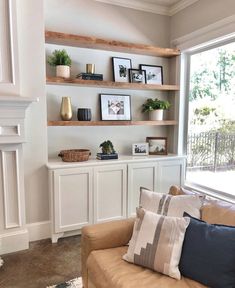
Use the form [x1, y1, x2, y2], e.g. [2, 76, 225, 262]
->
[48, 156, 185, 242]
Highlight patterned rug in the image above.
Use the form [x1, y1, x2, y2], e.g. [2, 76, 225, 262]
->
[47, 277, 82, 288]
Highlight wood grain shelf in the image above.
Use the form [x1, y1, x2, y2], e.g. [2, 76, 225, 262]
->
[45, 31, 180, 58]
[48, 120, 178, 127]
[46, 77, 179, 91]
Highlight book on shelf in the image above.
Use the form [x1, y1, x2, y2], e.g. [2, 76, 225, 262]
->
[96, 153, 118, 160]
[76, 73, 103, 81]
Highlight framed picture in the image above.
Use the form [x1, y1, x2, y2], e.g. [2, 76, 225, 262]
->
[146, 137, 167, 155]
[100, 94, 131, 120]
[112, 57, 132, 82]
[129, 69, 146, 84]
[139, 64, 163, 85]
[132, 143, 149, 156]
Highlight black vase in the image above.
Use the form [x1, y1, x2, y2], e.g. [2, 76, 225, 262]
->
[77, 108, 92, 121]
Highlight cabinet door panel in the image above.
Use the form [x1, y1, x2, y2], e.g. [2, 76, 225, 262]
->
[157, 159, 185, 193]
[128, 162, 157, 217]
[54, 167, 93, 233]
[94, 165, 127, 223]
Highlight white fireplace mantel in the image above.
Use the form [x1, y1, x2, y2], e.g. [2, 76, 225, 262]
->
[0, 96, 37, 254]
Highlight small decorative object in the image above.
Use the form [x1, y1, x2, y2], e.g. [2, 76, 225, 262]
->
[112, 57, 132, 82]
[77, 108, 92, 121]
[100, 94, 131, 121]
[139, 64, 163, 84]
[146, 137, 168, 155]
[97, 140, 118, 160]
[129, 69, 146, 84]
[58, 149, 91, 162]
[132, 143, 149, 156]
[60, 97, 72, 121]
[47, 49, 72, 78]
[86, 64, 95, 74]
[142, 98, 170, 121]
[76, 73, 103, 81]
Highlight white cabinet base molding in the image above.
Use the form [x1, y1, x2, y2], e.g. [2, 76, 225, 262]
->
[48, 155, 185, 242]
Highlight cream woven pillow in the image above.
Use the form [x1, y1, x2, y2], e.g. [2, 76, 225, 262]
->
[123, 208, 190, 280]
[140, 187, 202, 218]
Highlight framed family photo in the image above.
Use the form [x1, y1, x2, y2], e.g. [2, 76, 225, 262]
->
[146, 137, 167, 155]
[132, 143, 149, 156]
[129, 69, 146, 84]
[100, 94, 131, 121]
[112, 57, 132, 82]
[139, 64, 163, 85]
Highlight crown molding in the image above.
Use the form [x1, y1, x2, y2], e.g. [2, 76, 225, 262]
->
[169, 0, 199, 16]
[94, 0, 200, 16]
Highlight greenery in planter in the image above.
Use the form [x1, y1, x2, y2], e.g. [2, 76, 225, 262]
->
[99, 140, 116, 154]
[142, 98, 171, 112]
[47, 49, 72, 66]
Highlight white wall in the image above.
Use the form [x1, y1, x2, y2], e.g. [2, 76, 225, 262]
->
[171, 0, 235, 41]
[16, 0, 49, 224]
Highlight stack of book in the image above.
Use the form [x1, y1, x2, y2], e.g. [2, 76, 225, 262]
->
[96, 153, 118, 160]
[76, 73, 103, 81]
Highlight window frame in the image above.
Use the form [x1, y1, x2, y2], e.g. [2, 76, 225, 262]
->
[181, 37, 235, 200]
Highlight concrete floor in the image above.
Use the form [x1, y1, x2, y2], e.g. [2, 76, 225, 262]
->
[0, 236, 81, 288]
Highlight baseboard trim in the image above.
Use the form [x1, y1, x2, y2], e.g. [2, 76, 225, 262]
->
[26, 221, 51, 242]
[0, 229, 29, 255]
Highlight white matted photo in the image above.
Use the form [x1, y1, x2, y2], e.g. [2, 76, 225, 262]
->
[112, 57, 132, 82]
[146, 137, 167, 155]
[132, 143, 149, 156]
[139, 64, 163, 85]
[100, 94, 131, 120]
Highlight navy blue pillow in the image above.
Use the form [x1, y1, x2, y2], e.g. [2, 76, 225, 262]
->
[179, 215, 235, 288]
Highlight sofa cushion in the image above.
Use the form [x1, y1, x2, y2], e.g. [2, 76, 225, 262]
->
[179, 215, 235, 288]
[201, 199, 235, 226]
[87, 246, 207, 288]
[140, 187, 202, 218]
[123, 208, 190, 280]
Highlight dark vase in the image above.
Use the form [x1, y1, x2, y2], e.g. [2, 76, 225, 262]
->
[77, 108, 92, 121]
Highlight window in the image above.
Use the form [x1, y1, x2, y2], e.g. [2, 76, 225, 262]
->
[185, 41, 235, 197]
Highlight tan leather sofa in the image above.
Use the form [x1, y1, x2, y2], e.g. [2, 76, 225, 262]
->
[81, 186, 235, 288]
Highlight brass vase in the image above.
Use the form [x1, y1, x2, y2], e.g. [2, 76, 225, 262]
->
[60, 97, 72, 120]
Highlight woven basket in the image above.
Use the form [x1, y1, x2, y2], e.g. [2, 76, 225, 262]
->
[58, 149, 91, 162]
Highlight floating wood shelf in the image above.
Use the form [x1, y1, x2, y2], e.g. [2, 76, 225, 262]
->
[45, 31, 180, 58]
[46, 77, 179, 91]
[48, 120, 178, 127]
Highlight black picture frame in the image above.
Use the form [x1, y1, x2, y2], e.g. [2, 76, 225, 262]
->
[139, 64, 163, 85]
[100, 93, 131, 121]
[112, 57, 132, 83]
[129, 69, 146, 84]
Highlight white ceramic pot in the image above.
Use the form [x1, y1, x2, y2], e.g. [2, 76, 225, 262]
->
[149, 109, 164, 120]
[56, 65, 70, 78]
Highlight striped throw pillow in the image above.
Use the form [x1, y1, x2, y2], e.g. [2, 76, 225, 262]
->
[123, 208, 190, 279]
[140, 187, 202, 218]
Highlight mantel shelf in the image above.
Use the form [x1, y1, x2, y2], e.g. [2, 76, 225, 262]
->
[46, 77, 179, 91]
[45, 31, 180, 58]
[47, 120, 178, 127]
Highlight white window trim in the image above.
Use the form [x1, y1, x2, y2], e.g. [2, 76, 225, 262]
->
[175, 16, 235, 199]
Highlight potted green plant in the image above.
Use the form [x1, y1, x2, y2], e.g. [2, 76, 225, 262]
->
[99, 140, 116, 155]
[142, 98, 171, 120]
[47, 49, 72, 78]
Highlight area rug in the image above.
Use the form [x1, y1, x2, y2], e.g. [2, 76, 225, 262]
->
[47, 277, 82, 288]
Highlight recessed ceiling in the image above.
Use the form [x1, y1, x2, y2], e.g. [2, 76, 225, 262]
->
[94, 0, 199, 16]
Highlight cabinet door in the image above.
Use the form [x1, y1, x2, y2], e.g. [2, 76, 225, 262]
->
[53, 167, 93, 233]
[157, 159, 185, 193]
[94, 164, 127, 223]
[128, 162, 158, 217]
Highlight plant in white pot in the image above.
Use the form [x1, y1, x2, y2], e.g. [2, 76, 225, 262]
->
[142, 98, 170, 120]
[48, 49, 72, 78]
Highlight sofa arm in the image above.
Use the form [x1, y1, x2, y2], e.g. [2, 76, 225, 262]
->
[81, 218, 135, 288]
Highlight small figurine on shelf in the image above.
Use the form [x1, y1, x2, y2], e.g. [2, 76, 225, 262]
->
[97, 140, 118, 160]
